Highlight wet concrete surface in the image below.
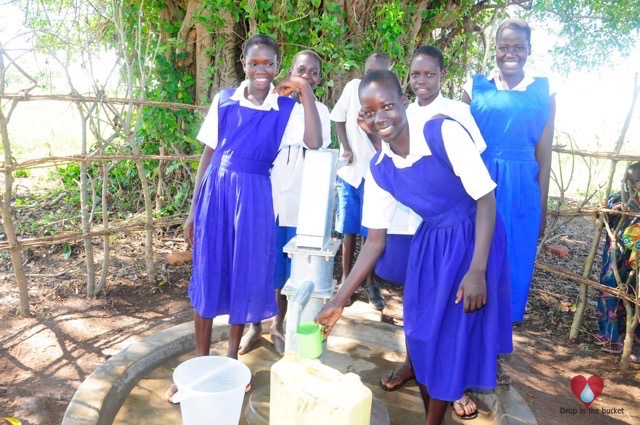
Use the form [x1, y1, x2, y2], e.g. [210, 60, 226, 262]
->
[111, 302, 521, 424]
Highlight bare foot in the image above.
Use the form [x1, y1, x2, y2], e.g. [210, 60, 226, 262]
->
[270, 328, 285, 355]
[238, 323, 262, 355]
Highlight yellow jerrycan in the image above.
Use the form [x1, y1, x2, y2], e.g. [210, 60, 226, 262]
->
[269, 352, 372, 425]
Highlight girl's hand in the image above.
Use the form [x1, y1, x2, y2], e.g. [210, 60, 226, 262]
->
[455, 268, 487, 313]
[357, 110, 374, 135]
[184, 214, 195, 246]
[315, 300, 344, 338]
[273, 75, 311, 99]
[341, 149, 353, 164]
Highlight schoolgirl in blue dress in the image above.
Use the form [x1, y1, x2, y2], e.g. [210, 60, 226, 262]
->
[378, 45, 490, 420]
[462, 18, 556, 325]
[170, 35, 321, 400]
[238, 49, 332, 356]
[317, 70, 512, 424]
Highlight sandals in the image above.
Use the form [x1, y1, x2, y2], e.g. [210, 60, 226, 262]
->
[497, 369, 511, 385]
[270, 330, 285, 356]
[594, 334, 624, 354]
[452, 393, 478, 420]
[593, 334, 611, 346]
[602, 340, 623, 354]
[379, 368, 414, 392]
[496, 359, 511, 385]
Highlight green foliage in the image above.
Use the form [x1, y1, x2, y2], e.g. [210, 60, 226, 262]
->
[12, 0, 640, 225]
[53, 163, 82, 207]
[13, 169, 30, 178]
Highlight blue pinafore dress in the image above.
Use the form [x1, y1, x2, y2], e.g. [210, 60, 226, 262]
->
[369, 117, 513, 401]
[189, 89, 296, 324]
[470, 75, 550, 323]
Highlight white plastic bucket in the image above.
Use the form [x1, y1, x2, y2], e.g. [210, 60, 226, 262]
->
[172, 356, 251, 425]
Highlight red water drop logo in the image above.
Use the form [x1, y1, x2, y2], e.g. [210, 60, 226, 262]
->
[570, 375, 604, 409]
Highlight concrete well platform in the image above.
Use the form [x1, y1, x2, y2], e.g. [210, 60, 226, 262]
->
[62, 304, 536, 425]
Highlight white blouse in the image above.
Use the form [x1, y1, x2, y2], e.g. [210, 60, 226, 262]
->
[271, 101, 332, 226]
[196, 79, 310, 151]
[362, 119, 496, 230]
[330, 78, 377, 188]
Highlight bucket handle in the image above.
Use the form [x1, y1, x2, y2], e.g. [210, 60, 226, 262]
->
[170, 388, 193, 404]
[170, 360, 247, 404]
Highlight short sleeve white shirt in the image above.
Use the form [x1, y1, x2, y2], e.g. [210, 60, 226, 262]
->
[196, 79, 308, 150]
[385, 96, 488, 235]
[362, 119, 496, 230]
[271, 101, 332, 226]
[406, 93, 486, 153]
[330, 78, 376, 188]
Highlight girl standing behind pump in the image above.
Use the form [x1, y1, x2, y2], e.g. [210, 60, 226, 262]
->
[238, 50, 331, 356]
[166, 34, 322, 402]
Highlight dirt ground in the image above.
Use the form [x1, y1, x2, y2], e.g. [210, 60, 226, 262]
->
[1, 217, 639, 425]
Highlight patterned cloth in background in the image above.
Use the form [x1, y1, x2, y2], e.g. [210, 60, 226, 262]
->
[597, 194, 640, 344]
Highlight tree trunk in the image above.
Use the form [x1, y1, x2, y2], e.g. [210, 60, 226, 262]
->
[400, 1, 430, 87]
[569, 219, 602, 341]
[195, 10, 213, 105]
[95, 142, 110, 294]
[156, 145, 166, 212]
[133, 156, 156, 283]
[79, 111, 97, 297]
[213, 8, 240, 96]
[0, 43, 30, 315]
[0, 120, 30, 316]
[620, 269, 638, 370]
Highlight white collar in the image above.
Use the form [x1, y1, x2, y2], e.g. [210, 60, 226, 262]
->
[487, 68, 535, 91]
[375, 123, 431, 165]
[230, 80, 280, 110]
[409, 92, 445, 110]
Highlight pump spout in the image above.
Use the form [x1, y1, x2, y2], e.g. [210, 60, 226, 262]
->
[285, 280, 315, 354]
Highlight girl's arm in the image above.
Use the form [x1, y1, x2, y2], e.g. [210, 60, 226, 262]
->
[535, 94, 557, 238]
[335, 121, 353, 163]
[316, 228, 387, 336]
[461, 90, 471, 105]
[184, 146, 214, 245]
[275, 76, 323, 149]
[455, 191, 496, 312]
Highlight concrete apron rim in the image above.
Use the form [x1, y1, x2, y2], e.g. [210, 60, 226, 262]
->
[61, 316, 403, 425]
[61, 316, 536, 425]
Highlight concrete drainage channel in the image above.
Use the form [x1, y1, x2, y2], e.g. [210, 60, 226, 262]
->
[62, 316, 537, 425]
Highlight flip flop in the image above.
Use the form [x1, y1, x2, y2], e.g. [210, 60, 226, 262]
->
[602, 340, 623, 354]
[593, 334, 611, 346]
[270, 330, 285, 356]
[497, 369, 511, 385]
[379, 368, 414, 392]
[452, 393, 478, 420]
